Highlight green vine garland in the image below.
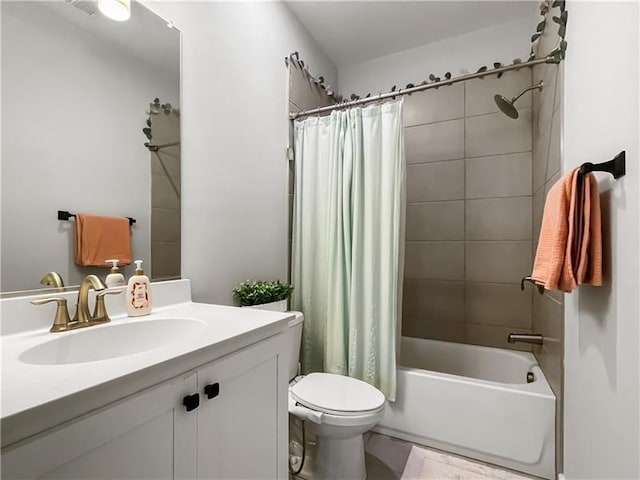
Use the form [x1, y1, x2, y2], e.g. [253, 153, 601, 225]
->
[142, 97, 180, 148]
[286, 0, 568, 104]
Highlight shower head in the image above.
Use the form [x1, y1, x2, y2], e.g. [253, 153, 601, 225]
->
[494, 94, 519, 119]
[494, 81, 544, 119]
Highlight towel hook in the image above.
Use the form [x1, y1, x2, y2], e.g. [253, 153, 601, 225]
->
[521, 276, 545, 295]
[579, 151, 626, 179]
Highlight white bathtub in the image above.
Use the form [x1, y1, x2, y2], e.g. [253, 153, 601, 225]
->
[376, 337, 556, 479]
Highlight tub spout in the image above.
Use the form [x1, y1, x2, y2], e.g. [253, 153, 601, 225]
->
[508, 333, 543, 345]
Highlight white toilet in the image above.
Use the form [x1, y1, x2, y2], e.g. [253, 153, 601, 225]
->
[287, 312, 386, 480]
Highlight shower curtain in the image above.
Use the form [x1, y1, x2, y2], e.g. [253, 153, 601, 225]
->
[291, 100, 404, 400]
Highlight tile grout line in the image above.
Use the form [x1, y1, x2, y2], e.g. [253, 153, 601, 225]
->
[407, 149, 533, 167]
[407, 194, 533, 205]
[404, 106, 535, 130]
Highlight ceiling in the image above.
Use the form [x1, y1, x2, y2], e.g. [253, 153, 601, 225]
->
[286, 1, 538, 67]
[40, 1, 179, 78]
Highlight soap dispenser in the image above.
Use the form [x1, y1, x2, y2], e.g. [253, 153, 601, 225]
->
[125, 260, 152, 317]
[105, 259, 126, 287]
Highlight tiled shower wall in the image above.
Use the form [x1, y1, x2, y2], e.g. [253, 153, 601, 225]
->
[150, 110, 181, 280]
[402, 68, 535, 351]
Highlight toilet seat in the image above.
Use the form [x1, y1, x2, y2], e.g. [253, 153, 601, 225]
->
[290, 372, 385, 417]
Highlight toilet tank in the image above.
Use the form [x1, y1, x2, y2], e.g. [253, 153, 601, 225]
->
[287, 312, 304, 381]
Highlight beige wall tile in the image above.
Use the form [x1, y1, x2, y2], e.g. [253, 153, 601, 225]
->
[151, 241, 181, 279]
[403, 280, 464, 323]
[465, 324, 532, 352]
[151, 152, 181, 179]
[533, 188, 545, 253]
[532, 122, 551, 194]
[151, 207, 181, 243]
[465, 241, 532, 283]
[547, 109, 562, 181]
[532, 63, 547, 133]
[403, 316, 465, 343]
[152, 173, 180, 210]
[466, 152, 532, 199]
[533, 292, 563, 345]
[465, 283, 532, 328]
[466, 197, 532, 241]
[554, 63, 564, 114]
[532, 292, 563, 399]
[534, 65, 559, 141]
[545, 170, 561, 196]
[406, 201, 464, 241]
[404, 241, 464, 281]
[546, 287, 564, 304]
[404, 83, 464, 127]
[536, 344, 562, 396]
[466, 109, 532, 158]
[465, 68, 532, 116]
[407, 160, 464, 202]
[405, 119, 464, 164]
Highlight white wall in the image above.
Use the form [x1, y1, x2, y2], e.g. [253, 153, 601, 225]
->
[1, 1, 178, 291]
[339, 17, 536, 98]
[562, 1, 640, 478]
[144, 1, 336, 304]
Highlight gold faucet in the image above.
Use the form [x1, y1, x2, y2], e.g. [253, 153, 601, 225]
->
[32, 275, 122, 332]
[73, 275, 107, 323]
[40, 271, 65, 288]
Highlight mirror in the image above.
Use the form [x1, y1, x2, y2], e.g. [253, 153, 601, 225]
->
[1, 0, 181, 294]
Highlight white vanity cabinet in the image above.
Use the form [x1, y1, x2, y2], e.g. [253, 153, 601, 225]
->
[1, 334, 287, 480]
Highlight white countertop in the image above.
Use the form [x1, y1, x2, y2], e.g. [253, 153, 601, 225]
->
[1, 281, 292, 448]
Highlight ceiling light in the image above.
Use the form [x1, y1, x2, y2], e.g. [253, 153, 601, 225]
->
[98, 0, 130, 21]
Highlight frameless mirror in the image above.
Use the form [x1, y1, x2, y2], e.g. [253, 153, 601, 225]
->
[1, 0, 181, 295]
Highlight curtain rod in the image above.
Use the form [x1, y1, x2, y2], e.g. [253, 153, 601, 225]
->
[290, 55, 560, 120]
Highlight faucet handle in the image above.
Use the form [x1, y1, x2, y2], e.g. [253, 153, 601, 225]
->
[31, 297, 71, 332]
[39, 271, 65, 289]
[93, 288, 123, 323]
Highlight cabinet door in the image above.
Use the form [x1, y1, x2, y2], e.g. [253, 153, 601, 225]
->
[2, 373, 198, 480]
[196, 335, 287, 480]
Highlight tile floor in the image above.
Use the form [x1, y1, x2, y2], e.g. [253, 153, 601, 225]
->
[365, 432, 539, 480]
[290, 429, 539, 480]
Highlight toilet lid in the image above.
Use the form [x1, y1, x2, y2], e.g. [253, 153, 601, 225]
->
[290, 373, 385, 416]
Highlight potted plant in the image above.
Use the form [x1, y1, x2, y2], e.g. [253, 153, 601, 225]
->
[232, 280, 294, 312]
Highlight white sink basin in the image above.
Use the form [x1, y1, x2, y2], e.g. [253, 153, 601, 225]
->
[19, 318, 207, 365]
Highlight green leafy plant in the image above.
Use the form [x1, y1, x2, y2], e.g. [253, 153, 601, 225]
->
[232, 280, 294, 307]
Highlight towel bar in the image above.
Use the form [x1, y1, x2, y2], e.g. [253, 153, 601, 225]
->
[520, 276, 545, 295]
[57, 210, 136, 226]
[579, 151, 626, 179]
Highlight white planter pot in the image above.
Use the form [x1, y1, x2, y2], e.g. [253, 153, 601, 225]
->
[245, 299, 287, 312]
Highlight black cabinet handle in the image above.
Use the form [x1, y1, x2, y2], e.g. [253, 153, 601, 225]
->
[183, 393, 200, 412]
[204, 383, 220, 399]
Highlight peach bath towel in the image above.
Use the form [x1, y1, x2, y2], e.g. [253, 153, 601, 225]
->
[74, 213, 131, 267]
[531, 168, 602, 292]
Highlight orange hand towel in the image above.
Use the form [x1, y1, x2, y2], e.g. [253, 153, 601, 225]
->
[74, 213, 131, 267]
[531, 168, 602, 292]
